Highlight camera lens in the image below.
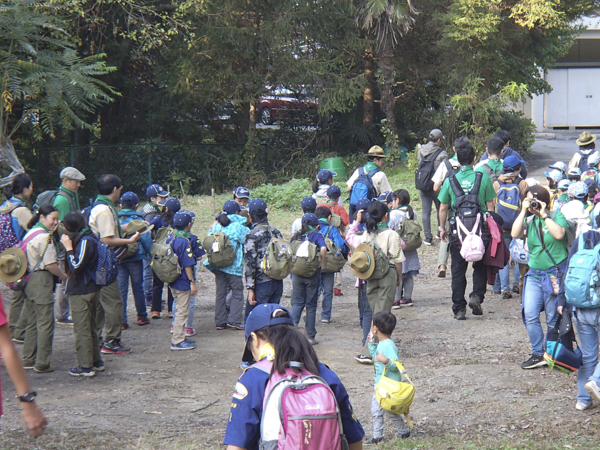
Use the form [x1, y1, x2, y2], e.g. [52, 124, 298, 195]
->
[530, 199, 539, 209]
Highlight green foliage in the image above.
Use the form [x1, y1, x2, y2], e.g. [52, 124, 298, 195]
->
[252, 178, 312, 210]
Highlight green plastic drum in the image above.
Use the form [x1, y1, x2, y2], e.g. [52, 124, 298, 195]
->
[319, 157, 347, 179]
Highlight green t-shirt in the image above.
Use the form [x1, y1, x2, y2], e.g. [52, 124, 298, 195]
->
[52, 187, 79, 221]
[438, 166, 497, 212]
[526, 211, 569, 271]
[482, 158, 504, 175]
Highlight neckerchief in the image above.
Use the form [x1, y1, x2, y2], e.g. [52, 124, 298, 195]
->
[364, 161, 378, 173]
[377, 222, 388, 230]
[33, 222, 51, 233]
[59, 186, 80, 210]
[318, 218, 329, 225]
[173, 229, 190, 239]
[95, 195, 123, 237]
[258, 343, 275, 361]
[327, 199, 338, 206]
[308, 225, 317, 232]
[12, 195, 30, 209]
[148, 202, 162, 213]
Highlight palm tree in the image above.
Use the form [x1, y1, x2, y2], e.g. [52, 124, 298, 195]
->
[357, 0, 415, 142]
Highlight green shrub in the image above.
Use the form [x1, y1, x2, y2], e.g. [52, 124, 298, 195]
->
[251, 178, 312, 210]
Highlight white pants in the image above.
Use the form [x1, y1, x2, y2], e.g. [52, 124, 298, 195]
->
[371, 393, 410, 438]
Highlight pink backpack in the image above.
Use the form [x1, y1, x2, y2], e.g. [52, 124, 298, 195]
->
[252, 360, 349, 450]
[456, 214, 485, 262]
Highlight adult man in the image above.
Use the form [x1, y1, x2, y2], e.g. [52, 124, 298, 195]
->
[88, 174, 140, 354]
[417, 129, 448, 245]
[346, 145, 392, 219]
[474, 137, 505, 182]
[568, 132, 598, 172]
[479, 130, 528, 178]
[438, 142, 497, 320]
[53, 167, 86, 326]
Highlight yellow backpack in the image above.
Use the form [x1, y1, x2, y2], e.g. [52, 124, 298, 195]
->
[375, 359, 415, 425]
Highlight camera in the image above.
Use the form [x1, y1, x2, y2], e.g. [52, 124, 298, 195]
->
[529, 199, 540, 210]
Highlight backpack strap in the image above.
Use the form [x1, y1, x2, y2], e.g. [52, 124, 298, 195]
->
[424, 148, 444, 163]
[471, 171, 484, 195]
[366, 167, 380, 178]
[57, 190, 76, 211]
[456, 214, 480, 244]
[250, 359, 273, 374]
[449, 174, 464, 198]
[358, 167, 365, 177]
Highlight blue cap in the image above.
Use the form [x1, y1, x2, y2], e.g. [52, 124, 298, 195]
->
[584, 177, 598, 191]
[548, 161, 567, 173]
[301, 196, 317, 212]
[233, 186, 250, 199]
[248, 198, 268, 215]
[120, 191, 139, 205]
[544, 169, 565, 183]
[158, 196, 181, 213]
[503, 155, 524, 171]
[223, 199, 241, 215]
[356, 198, 371, 211]
[326, 185, 341, 198]
[145, 184, 169, 198]
[568, 168, 582, 177]
[317, 169, 336, 183]
[376, 191, 393, 203]
[242, 304, 295, 362]
[173, 209, 195, 228]
[302, 213, 319, 227]
[568, 181, 588, 199]
[557, 179, 572, 190]
[588, 153, 600, 168]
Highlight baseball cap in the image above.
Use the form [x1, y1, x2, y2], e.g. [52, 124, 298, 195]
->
[158, 196, 181, 213]
[376, 191, 393, 203]
[356, 198, 371, 211]
[588, 153, 600, 168]
[544, 169, 565, 183]
[568, 168, 582, 178]
[503, 155, 524, 172]
[317, 169, 336, 183]
[248, 198, 268, 215]
[584, 177, 598, 192]
[568, 181, 588, 199]
[119, 191, 139, 205]
[429, 129, 445, 141]
[301, 196, 317, 212]
[326, 185, 341, 198]
[548, 161, 567, 173]
[242, 304, 295, 363]
[60, 167, 86, 181]
[233, 186, 250, 199]
[223, 199, 241, 215]
[557, 179, 572, 190]
[173, 209, 195, 228]
[146, 184, 169, 198]
[302, 213, 319, 227]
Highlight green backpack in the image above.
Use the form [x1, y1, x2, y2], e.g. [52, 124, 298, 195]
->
[203, 232, 236, 268]
[321, 227, 347, 273]
[258, 226, 293, 280]
[150, 241, 182, 283]
[154, 226, 174, 244]
[367, 240, 391, 280]
[290, 239, 321, 278]
[398, 219, 422, 252]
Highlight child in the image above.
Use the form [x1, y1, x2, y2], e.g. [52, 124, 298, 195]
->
[568, 168, 582, 182]
[582, 153, 600, 181]
[166, 210, 198, 350]
[366, 311, 411, 444]
[562, 181, 592, 237]
[552, 179, 572, 211]
[232, 186, 250, 208]
[321, 185, 349, 296]
[590, 193, 600, 229]
[391, 190, 420, 308]
[117, 192, 153, 327]
[291, 196, 317, 236]
[312, 169, 336, 205]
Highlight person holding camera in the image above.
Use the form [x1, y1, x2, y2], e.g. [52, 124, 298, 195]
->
[511, 185, 570, 370]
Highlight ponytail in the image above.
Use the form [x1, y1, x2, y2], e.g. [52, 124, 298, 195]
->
[28, 204, 57, 229]
[397, 189, 415, 220]
[312, 179, 320, 194]
[366, 201, 389, 233]
[161, 207, 175, 226]
[291, 222, 311, 241]
[217, 213, 232, 227]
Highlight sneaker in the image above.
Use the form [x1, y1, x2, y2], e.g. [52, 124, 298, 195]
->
[184, 337, 195, 344]
[137, 317, 150, 326]
[56, 318, 74, 326]
[354, 354, 374, 365]
[185, 327, 196, 336]
[438, 266, 446, 278]
[468, 295, 483, 315]
[585, 380, 600, 403]
[34, 365, 54, 373]
[399, 430, 411, 439]
[423, 237, 433, 246]
[23, 365, 34, 370]
[171, 340, 195, 351]
[576, 401, 592, 411]
[308, 338, 319, 345]
[400, 298, 413, 307]
[12, 338, 24, 344]
[101, 339, 132, 354]
[454, 309, 466, 320]
[334, 289, 343, 296]
[121, 323, 129, 330]
[151, 311, 160, 319]
[493, 290, 501, 295]
[521, 354, 546, 369]
[392, 299, 401, 310]
[364, 436, 383, 445]
[93, 360, 105, 372]
[501, 291, 513, 299]
[168, 311, 173, 318]
[170, 325, 173, 334]
[321, 318, 330, 324]
[227, 323, 244, 330]
[69, 366, 96, 377]
[512, 284, 520, 294]
[215, 324, 227, 330]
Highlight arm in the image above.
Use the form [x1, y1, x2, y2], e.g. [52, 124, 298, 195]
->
[101, 233, 140, 247]
[319, 246, 327, 267]
[511, 199, 529, 239]
[45, 263, 67, 282]
[542, 207, 566, 240]
[433, 181, 442, 194]
[244, 236, 257, 305]
[439, 202, 449, 241]
[185, 265, 197, 296]
[394, 262, 403, 286]
[61, 236, 93, 276]
[486, 200, 495, 212]
[345, 212, 366, 249]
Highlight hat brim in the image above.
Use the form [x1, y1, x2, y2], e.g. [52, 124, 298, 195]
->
[544, 171, 552, 177]
[350, 243, 376, 280]
[0, 248, 28, 283]
[367, 153, 387, 158]
[577, 135, 597, 146]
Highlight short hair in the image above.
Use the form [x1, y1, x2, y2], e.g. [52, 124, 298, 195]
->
[525, 184, 551, 206]
[97, 174, 122, 196]
[487, 137, 505, 157]
[580, 143, 596, 151]
[454, 136, 470, 150]
[11, 173, 32, 195]
[456, 142, 476, 165]
[493, 130, 511, 145]
[315, 206, 331, 220]
[373, 311, 396, 336]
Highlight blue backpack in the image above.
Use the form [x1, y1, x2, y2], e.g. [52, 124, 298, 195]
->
[350, 167, 379, 206]
[564, 234, 600, 309]
[496, 178, 521, 230]
[82, 235, 118, 286]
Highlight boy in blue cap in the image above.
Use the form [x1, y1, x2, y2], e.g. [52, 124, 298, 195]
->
[291, 196, 317, 236]
[313, 169, 336, 205]
[233, 186, 250, 208]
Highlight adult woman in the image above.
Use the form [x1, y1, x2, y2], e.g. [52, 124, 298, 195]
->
[22, 205, 67, 373]
[347, 201, 405, 314]
[312, 169, 336, 205]
[511, 185, 569, 369]
[204, 200, 249, 330]
[223, 304, 365, 450]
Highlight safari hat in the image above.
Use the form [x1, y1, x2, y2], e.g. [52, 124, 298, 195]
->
[576, 131, 596, 146]
[367, 145, 386, 158]
[125, 219, 153, 236]
[350, 243, 375, 280]
[0, 248, 28, 283]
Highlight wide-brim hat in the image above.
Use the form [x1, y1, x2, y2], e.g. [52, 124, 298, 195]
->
[350, 243, 376, 280]
[125, 220, 153, 236]
[577, 131, 596, 146]
[367, 145, 387, 158]
[0, 248, 28, 283]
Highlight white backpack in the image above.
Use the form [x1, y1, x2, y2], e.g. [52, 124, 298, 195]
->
[457, 214, 485, 262]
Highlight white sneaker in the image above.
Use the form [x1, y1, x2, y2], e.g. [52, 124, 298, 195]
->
[576, 401, 592, 411]
[585, 380, 600, 404]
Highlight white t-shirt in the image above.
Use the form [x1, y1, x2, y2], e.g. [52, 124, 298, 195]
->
[346, 168, 392, 197]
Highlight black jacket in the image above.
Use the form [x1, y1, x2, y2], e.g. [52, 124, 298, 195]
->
[64, 230, 101, 295]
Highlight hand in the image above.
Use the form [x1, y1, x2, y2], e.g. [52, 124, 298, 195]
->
[190, 281, 197, 297]
[22, 402, 47, 438]
[557, 306, 563, 315]
[60, 234, 73, 251]
[440, 229, 448, 242]
[539, 201, 548, 217]
[248, 289, 257, 305]
[356, 210, 363, 223]
[522, 197, 531, 212]
[128, 232, 140, 243]
[375, 353, 389, 364]
[367, 331, 374, 343]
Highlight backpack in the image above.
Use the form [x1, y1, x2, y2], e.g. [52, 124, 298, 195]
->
[375, 359, 415, 419]
[154, 226, 174, 245]
[150, 239, 182, 283]
[365, 238, 391, 280]
[544, 311, 582, 374]
[450, 171, 485, 262]
[415, 148, 443, 191]
[578, 150, 595, 172]
[443, 159, 460, 181]
[33, 190, 74, 214]
[6, 229, 48, 291]
[321, 227, 347, 273]
[82, 235, 119, 286]
[252, 360, 350, 450]
[482, 163, 502, 184]
[203, 232, 236, 268]
[258, 226, 293, 280]
[290, 239, 320, 278]
[509, 238, 529, 264]
[496, 178, 522, 230]
[0, 202, 25, 253]
[564, 234, 600, 309]
[397, 217, 422, 252]
[350, 166, 379, 206]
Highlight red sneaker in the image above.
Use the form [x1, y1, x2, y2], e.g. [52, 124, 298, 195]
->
[334, 289, 343, 296]
[121, 323, 129, 330]
[400, 298, 413, 307]
[137, 317, 150, 326]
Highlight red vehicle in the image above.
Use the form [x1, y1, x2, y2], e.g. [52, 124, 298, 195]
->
[258, 88, 318, 125]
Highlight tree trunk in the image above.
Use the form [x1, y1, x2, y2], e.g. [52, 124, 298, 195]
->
[363, 47, 375, 125]
[377, 33, 399, 147]
[248, 99, 257, 143]
[0, 137, 25, 188]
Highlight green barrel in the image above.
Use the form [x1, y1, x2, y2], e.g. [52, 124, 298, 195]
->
[319, 157, 347, 179]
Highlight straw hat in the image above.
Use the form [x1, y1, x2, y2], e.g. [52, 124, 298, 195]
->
[367, 145, 387, 158]
[350, 243, 376, 279]
[0, 248, 28, 283]
[576, 131, 596, 146]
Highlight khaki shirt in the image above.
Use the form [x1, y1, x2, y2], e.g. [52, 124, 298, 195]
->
[347, 169, 392, 197]
[24, 229, 57, 272]
[350, 227, 405, 264]
[432, 159, 461, 186]
[89, 204, 119, 240]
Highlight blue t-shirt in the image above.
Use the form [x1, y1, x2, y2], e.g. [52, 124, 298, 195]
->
[166, 235, 197, 291]
[368, 338, 401, 385]
[319, 224, 348, 258]
[300, 230, 327, 249]
[223, 361, 364, 449]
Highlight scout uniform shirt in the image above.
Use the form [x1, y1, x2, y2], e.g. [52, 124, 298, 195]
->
[346, 162, 392, 198]
[23, 228, 57, 272]
[89, 204, 120, 246]
[438, 165, 497, 213]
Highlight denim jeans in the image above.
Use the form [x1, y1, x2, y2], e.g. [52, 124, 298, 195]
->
[574, 308, 600, 405]
[143, 257, 153, 305]
[358, 282, 372, 347]
[151, 272, 174, 313]
[245, 280, 283, 321]
[522, 275, 558, 356]
[292, 270, 321, 339]
[118, 260, 148, 323]
[419, 189, 440, 241]
[171, 294, 195, 329]
[319, 271, 335, 321]
[494, 236, 520, 292]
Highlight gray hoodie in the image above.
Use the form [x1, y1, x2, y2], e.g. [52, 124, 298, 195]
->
[417, 142, 448, 173]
